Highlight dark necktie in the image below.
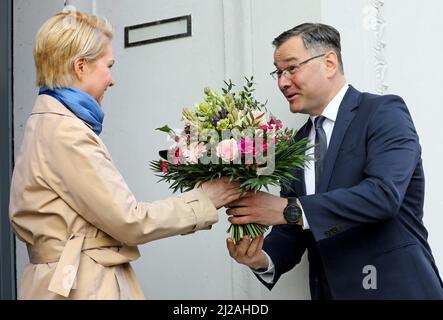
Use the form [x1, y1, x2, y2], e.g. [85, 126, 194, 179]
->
[314, 116, 327, 192]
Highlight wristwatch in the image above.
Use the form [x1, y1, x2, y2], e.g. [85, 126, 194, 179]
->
[283, 198, 302, 224]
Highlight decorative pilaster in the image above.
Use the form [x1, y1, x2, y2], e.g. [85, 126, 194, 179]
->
[372, 0, 388, 94]
[363, 0, 388, 94]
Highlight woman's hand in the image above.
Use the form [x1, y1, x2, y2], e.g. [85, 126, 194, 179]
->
[200, 177, 242, 209]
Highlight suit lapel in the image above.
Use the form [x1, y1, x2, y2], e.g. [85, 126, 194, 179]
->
[318, 85, 361, 193]
[293, 119, 312, 196]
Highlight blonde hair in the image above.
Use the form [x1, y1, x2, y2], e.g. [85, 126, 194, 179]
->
[34, 10, 113, 89]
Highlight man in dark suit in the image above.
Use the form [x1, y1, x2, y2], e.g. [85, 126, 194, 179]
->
[226, 23, 443, 299]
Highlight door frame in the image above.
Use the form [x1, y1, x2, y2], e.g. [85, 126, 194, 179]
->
[0, 0, 16, 300]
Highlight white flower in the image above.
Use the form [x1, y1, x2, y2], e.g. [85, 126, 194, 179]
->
[182, 142, 207, 164]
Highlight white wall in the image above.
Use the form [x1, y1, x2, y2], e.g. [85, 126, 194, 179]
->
[13, 0, 442, 299]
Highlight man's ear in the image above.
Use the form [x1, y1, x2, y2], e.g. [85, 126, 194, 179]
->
[324, 51, 338, 78]
[72, 57, 87, 80]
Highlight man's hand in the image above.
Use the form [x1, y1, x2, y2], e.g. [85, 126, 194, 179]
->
[226, 235, 268, 270]
[225, 191, 288, 226]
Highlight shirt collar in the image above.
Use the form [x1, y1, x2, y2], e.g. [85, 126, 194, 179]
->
[310, 83, 349, 124]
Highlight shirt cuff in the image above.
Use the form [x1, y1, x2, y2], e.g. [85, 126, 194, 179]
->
[251, 250, 275, 284]
[297, 198, 310, 230]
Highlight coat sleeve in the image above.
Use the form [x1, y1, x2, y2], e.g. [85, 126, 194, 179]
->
[300, 96, 422, 241]
[40, 118, 218, 246]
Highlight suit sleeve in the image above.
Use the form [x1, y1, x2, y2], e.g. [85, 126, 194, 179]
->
[40, 119, 218, 246]
[300, 96, 422, 241]
[259, 223, 307, 289]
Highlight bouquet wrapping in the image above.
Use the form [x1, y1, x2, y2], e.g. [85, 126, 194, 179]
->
[151, 77, 313, 242]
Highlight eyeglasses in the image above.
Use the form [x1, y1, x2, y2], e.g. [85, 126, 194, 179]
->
[270, 53, 326, 80]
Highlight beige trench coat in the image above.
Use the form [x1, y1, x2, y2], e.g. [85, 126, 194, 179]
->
[9, 95, 218, 300]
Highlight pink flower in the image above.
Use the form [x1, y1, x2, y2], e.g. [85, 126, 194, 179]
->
[182, 142, 207, 164]
[245, 158, 252, 169]
[161, 162, 168, 173]
[266, 125, 277, 141]
[269, 117, 283, 129]
[238, 138, 254, 155]
[216, 138, 239, 162]
[173, 148, 182, 165]
[254, 138, 268, 157]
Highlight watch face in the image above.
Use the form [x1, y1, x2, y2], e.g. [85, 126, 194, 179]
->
[284, 204, 301, 223]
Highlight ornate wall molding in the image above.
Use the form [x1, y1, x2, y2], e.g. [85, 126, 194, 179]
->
[372, 0, 388, 94]
[363, 0, 388, 94]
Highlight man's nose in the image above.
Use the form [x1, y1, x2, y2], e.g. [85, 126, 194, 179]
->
[278, 74, 291, 90]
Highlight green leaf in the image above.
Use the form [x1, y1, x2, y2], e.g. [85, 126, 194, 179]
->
[155, 125, 173, 134]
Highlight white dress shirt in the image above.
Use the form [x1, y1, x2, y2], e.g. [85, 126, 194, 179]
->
[253, 83, 349, 283]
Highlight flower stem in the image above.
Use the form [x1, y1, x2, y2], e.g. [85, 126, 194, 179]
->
[227, 223, 269, 243]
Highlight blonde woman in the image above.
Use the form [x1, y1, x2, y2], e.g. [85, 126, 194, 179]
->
[9, 10, 241, 300]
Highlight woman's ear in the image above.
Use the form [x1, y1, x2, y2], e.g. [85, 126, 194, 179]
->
[72, 57, 86, 80]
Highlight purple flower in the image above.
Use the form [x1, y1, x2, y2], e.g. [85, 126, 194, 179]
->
[219, 108, 227, 118]
[212, 117, 220, 126]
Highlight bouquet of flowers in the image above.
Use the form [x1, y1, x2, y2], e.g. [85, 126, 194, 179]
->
[150, 77, 313, 242]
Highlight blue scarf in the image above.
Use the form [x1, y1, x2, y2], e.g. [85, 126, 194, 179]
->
[39, 87, 104, 135]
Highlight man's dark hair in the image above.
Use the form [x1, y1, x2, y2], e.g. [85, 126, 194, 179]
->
[273, 23, 344, 74]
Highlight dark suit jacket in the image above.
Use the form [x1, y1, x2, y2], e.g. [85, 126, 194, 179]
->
[260, 85, 443, 299]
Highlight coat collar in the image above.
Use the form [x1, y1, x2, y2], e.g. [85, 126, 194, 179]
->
[317, 85, 361, 192]
[31, 94, 76, 117]
[31, 94, 96, 131]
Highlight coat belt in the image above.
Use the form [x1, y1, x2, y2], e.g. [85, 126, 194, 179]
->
[27, 233, 140, 298]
